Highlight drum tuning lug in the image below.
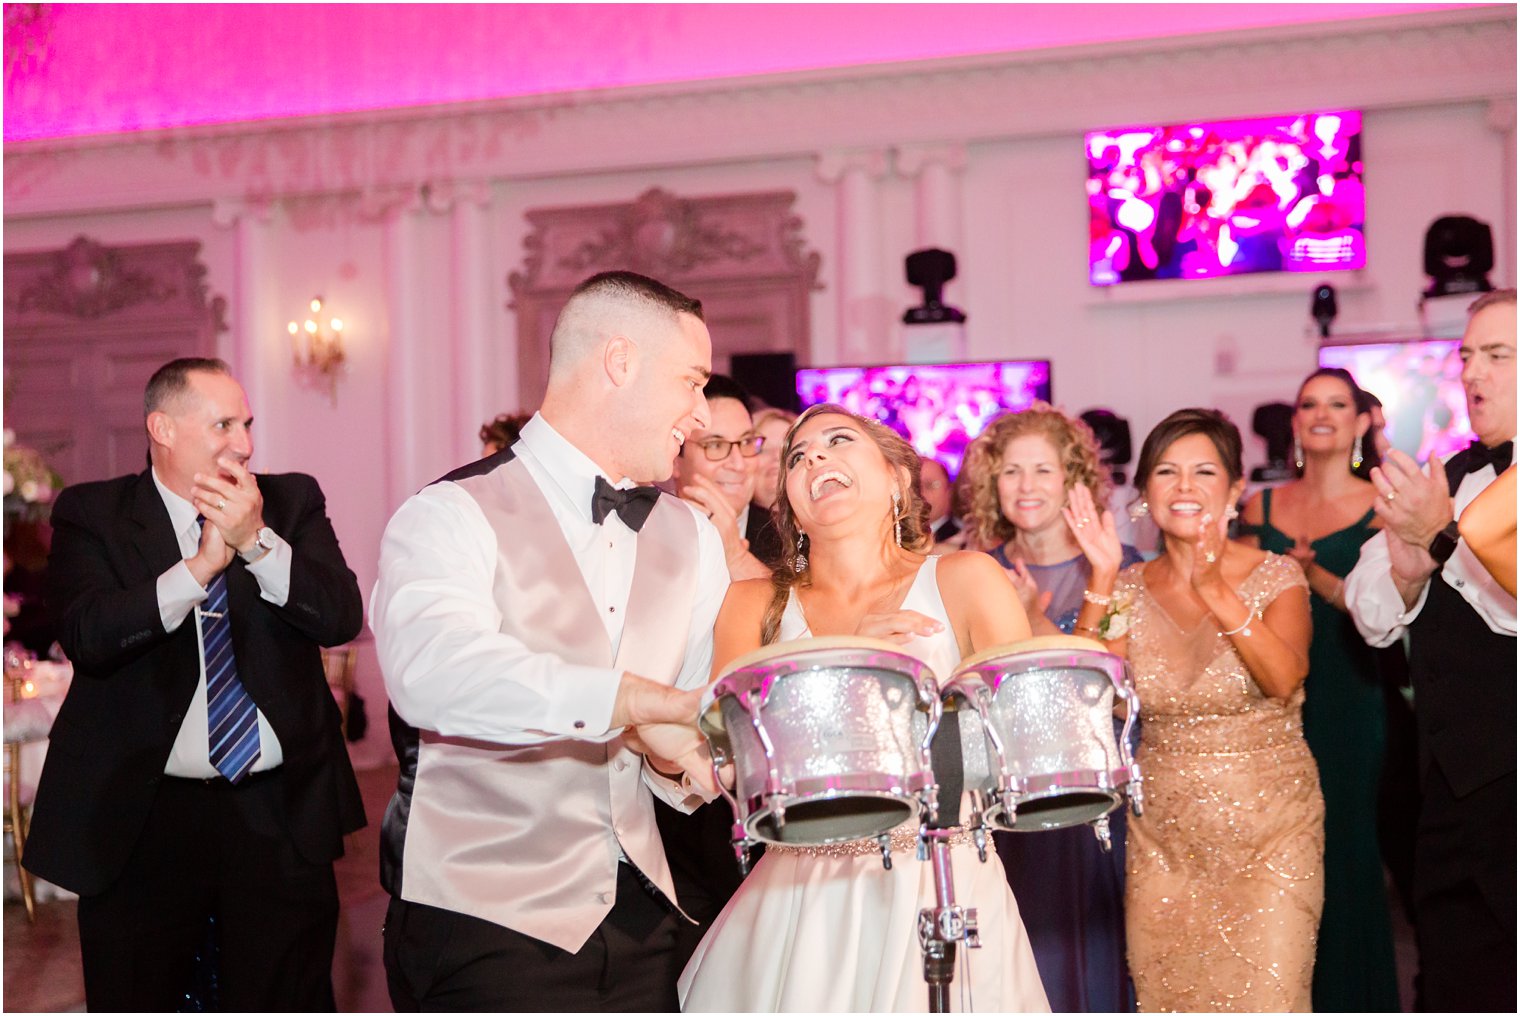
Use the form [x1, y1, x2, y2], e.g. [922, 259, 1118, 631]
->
[1093, 814, 1113, 853]
[879, 834, 894, 871]
[973, 827, 988, 863]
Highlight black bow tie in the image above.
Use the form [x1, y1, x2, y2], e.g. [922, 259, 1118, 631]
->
[1461, 439, 1514, 476]
[590, 476, 660, 532]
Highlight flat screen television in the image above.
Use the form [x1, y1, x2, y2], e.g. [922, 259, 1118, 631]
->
[1087, 109, 1365, 286]
[1318, 339, 1470, 462]
[794, 359, 1052, 474]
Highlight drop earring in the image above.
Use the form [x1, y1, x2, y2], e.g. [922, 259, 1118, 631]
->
[1130, 500, 1150, 520]
[1294, 433, 1304, 471]
[891, 489, 903, 548]
[1351, 433, 1364, 471]
[794, 532, 809, 573]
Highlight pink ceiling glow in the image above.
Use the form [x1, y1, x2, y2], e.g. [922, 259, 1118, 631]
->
[2, 3, 1491, 143]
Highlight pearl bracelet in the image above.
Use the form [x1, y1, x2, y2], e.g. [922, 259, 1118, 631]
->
[1082, 589, 1113, 606]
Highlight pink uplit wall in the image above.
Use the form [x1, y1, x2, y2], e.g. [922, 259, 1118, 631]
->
[2, 2, 1489, 142]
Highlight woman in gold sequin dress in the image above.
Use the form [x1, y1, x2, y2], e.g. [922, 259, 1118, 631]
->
[1102, 409, 1324, 1012]
[679, 405, 1048, 1012]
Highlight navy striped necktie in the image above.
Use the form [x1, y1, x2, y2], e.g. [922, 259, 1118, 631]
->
[197, 526, 261, 783]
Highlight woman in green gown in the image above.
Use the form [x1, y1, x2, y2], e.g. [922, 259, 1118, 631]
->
[1239, 366, 1400, 1012]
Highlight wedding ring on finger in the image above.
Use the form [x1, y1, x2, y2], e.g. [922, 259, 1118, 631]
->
[1385, 490, 1396, 502]
[1205, 551, 1217, 564]
[216, 497, 227, 512]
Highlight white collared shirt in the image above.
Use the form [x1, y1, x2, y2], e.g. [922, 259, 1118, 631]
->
[371, 413, 730, 745]
[1345, 456, 1518, 645]
[152, 468, 290, 777]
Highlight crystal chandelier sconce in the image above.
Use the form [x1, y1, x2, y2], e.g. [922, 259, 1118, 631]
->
[288, 296, 346, 404]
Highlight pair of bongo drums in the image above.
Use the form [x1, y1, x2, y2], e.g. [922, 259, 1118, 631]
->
[698, 634, 1142, 856]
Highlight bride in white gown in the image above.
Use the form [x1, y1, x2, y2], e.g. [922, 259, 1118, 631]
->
[678, 405, 1050, 1013]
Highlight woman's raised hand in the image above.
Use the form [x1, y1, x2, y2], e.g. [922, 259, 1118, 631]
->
[856, 609, 946, 645]
[1190, 510, 1230, 591]
[1063, 483, 1123, 579]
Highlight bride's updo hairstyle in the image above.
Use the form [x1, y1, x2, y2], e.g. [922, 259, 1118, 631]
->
[762, 404, 931, 644]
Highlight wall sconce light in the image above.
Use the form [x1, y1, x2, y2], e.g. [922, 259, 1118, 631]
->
[287, 296, 346, 404]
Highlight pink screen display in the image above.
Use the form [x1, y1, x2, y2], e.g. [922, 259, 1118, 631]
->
[795, 361, 1052, 474]
[1088, 110, 1365, 286]
[1319, 340, 1471, 462]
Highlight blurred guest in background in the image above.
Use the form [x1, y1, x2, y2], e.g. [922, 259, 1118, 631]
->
[960, 403, 1138, 1012]
[1237, 366, 1397, 1012]
[672, 375, 779, 575]
[479, 412, 532, 456]
[1346, 288, 1517, 1012]
[918, 455, 961, 543]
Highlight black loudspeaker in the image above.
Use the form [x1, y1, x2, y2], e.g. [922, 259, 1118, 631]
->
[730, 352, 800, 412]
[1423, 215, 1495, 297]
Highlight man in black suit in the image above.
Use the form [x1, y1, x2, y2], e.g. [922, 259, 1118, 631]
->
[26, 357, 366, 1011]
[919, 456, 961, 544]
[1346, 289, 1517, 1011]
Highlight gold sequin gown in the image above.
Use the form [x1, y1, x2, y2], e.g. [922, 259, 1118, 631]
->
[1118, 555, 1325, 1012]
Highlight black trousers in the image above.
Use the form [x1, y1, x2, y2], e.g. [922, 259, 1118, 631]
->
[76, 772, 340, 1012]
[1413, 764, 1517, 1013]
[384, 863, 686, 1012]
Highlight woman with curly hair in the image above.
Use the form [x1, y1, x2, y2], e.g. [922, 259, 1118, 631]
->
[679, 404, 1048, 1012]
[958, 403, 1141, 1012]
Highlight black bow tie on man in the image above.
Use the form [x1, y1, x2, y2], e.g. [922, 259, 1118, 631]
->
[590, 476, 661, 532]
[1462, 438, 1514, 475]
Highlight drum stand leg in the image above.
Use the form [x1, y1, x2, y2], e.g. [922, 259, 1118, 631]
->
[917, 830, 979, 1013]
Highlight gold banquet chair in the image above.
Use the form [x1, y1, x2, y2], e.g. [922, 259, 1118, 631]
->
[4, 691, 52, 923]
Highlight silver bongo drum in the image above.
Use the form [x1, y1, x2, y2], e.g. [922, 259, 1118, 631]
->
[947, 634, 1142, 835]
[699, 636, 942, 847]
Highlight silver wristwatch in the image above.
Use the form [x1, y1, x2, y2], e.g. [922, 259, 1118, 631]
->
[239, 526, 277, 563]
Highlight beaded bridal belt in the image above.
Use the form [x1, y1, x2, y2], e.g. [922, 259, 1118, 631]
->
[767, 825, 976, 858]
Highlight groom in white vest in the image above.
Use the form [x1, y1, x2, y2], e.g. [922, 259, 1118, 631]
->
[371, 270, 731, 1010]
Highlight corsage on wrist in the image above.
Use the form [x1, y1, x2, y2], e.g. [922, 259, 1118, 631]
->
[1096, 589, 1136, 640]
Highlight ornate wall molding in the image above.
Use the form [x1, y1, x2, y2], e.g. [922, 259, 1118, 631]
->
[3, 8, 1512, 217]
[508, 186, 821, 298]
[508, 186, 823, 406]
[3, 235, 228, 331]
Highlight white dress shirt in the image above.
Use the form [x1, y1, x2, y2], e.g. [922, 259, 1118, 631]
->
[372, 413, 730, 745]
[1345, 456, 1517, 646]
[152, 468, 289, 777]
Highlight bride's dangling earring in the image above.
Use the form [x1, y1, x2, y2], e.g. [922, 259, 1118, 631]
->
[891, 489, 903, 549]
[1351, 432, 1364, 471]
[794, 531, 809, 574]
[1130, 500, 1150, 520]
[1294, 433, 1304, 471]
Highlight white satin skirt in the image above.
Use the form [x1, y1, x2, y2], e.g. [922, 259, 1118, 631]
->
[678, 835, 1051, 1013]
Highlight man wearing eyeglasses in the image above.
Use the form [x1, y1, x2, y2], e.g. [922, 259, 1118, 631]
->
[670, 374, 781, 579]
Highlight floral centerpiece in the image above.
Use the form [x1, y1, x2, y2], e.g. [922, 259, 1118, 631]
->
[3, 428, 63, 539]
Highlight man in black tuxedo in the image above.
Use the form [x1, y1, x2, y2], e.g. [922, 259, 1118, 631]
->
[919, 456, 961, 544]
[1346, 288, 1517, 1012]
[25, 357, 366, 1011]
